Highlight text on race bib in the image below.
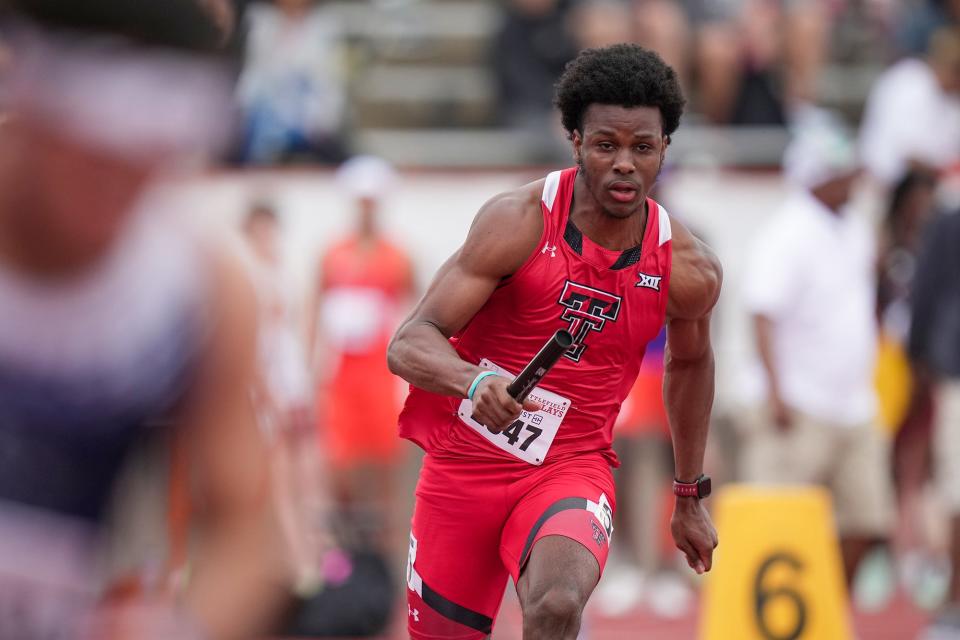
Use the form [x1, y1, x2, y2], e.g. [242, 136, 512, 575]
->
[457, 359, 570, 465]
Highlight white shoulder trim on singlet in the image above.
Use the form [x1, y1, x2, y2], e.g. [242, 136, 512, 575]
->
[542, 171, 562, 211]
[657, 204, 673, 246]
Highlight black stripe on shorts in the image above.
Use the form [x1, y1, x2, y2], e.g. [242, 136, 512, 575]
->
[518, 496, 589, 572]
[421, 579, 494, 635]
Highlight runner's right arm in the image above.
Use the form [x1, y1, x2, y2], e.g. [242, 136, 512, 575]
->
[387, 185, 543, 429]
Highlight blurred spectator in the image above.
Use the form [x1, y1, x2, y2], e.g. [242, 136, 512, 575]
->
[242, 202, 324, 596]
[874, 171, 940, 603]
[569, 0, 635, 49]
[694, 0, 835, 126]
[237, 0, 348, 164]
[492, 0, 576, 161]
[0, 1, 285, 638]
[307, 156, 414, 550]
[876, 171, 938, 444]
[878, 172, 939, 343]
[859, 28, 960, 186]
[908, 196, 960, 638]
[783, 0, 834, 105]
[896, 0, 960, 56]
[239, 201, 398, 638]
[695, 0, 786, 125]
[737, 112, 894, 585]
[631, 0, 692, 89]
[244, 202, 312, 441]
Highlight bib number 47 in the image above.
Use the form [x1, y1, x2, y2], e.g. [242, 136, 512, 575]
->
[499, 417, 542, 451]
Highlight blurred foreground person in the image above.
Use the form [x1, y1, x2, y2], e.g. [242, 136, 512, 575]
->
[909, 189, 960, 639]
[0, 1, 284, 638]
[739, 111, 894, 586]
[308, 156, 415, 551]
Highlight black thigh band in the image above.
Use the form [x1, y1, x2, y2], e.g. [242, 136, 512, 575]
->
[518, 496, 590, 572]
[420, 579, 494, 635]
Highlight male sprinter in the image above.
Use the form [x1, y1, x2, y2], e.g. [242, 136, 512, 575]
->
[389, 44, 721, 639]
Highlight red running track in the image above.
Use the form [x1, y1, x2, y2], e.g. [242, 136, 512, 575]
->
[362, 590, 930, 639]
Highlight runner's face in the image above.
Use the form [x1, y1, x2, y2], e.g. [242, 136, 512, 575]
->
[571, 104, 667, 219]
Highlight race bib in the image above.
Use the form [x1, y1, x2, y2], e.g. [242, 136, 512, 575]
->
[457, 359, 570, 465]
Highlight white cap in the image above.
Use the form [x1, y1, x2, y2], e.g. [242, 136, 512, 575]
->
[782, 107, 859, 190]
[335, 155, 398, 201]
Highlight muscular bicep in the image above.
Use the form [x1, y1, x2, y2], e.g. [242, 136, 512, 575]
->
[399, 190, 543, 338]
[666, 219, 722, 322]
[665, 312, 713, 362]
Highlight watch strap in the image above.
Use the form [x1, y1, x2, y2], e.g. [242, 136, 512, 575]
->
[673, 474, 710, 499]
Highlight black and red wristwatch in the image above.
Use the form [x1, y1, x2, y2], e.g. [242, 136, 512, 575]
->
[673, 474, 712, 499]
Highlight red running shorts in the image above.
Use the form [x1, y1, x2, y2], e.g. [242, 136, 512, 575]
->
[405, 451, 616, 639]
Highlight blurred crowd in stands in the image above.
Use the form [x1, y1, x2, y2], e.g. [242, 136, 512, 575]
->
[228, 0, 960, 166]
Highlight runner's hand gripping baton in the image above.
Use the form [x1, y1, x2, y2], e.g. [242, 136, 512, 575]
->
[506, 329, 574, 403]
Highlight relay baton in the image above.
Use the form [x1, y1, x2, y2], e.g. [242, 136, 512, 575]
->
[506, 329, 574, 403]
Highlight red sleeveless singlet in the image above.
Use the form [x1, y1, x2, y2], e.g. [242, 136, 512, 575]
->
[398, 167, 673, 467]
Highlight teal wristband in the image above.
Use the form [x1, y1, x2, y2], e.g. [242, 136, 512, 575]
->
[467, 371, 500, 400]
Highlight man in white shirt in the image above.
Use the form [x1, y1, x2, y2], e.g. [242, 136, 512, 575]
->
[860, 28, 960, 186]
[740, 113, 894, 584]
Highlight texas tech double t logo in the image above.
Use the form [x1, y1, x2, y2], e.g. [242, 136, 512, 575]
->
[557, 281, 621, 362]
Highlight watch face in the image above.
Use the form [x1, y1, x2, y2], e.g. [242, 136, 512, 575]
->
[699, 476, 712, 499]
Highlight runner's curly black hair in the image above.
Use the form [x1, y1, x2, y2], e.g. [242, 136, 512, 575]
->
[554, 43, 686, 141]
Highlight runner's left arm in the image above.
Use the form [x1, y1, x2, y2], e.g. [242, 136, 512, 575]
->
[663, 219, 722, 574]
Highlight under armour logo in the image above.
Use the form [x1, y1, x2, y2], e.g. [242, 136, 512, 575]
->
[408, 606, 420, 622]
[635, 272, 662, 291]
[541, 244, 557, 257]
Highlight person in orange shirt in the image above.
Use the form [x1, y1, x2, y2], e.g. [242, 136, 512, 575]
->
[308, 156, 415, 549]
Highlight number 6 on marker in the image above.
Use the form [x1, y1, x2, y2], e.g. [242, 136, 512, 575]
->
[753, 552, 807, 640]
